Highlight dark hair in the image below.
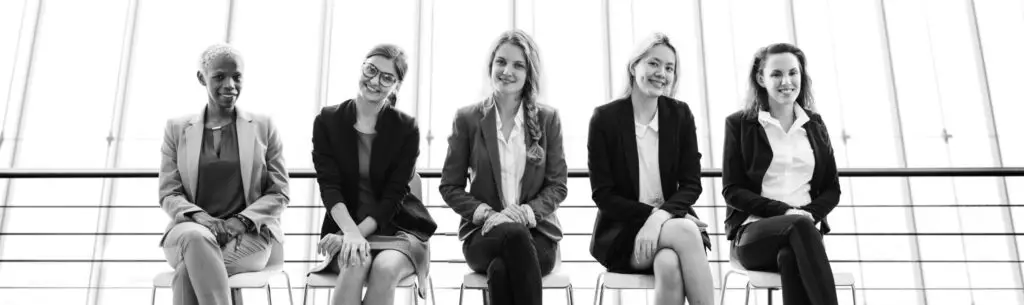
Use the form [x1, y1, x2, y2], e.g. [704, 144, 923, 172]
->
[487, 30, 546, 165]
[364, 44, 408, 107]
[742, 42, 815, 118]
[622, 33, 680, 98]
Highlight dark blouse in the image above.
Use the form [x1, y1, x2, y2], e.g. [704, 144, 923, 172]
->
[356, 127, 377, 210]
[195, 122, 246, 219]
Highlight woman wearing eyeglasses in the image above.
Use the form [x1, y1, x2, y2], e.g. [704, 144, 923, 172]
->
[310, 44, 437, 305]
[439, 30, 567, 305]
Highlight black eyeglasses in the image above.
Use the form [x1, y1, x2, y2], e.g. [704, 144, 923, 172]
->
[361, 63, 398, 87]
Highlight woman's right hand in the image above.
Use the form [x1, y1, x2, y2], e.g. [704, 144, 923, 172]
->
[191, 212, 232, 246]
[634, 210, 669, 264]
[319, 233, 371, 267]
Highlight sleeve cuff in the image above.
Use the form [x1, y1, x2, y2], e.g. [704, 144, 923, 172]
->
[472, 204, 494, 225]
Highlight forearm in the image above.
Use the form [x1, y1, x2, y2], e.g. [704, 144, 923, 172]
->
[357, 217, 377, 237]
[330, 203, 362, 235]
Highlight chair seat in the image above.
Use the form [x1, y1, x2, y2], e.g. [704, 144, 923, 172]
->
[153, 264, 285, 289]
[597, 272, 654, 289]
[305, 272, 417, 288]
[462, 272, 571, 289]
[729, 260, 855, 287]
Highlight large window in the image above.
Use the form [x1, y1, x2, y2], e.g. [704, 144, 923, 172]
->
[0, 0, 1022, 304]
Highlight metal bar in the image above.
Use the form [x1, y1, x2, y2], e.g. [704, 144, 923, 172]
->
[1, 167, 1024, 178]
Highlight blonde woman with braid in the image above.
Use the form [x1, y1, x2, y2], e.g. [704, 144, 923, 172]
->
[439, 29, 568, 305]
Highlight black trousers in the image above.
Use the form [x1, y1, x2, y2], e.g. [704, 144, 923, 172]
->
[732, 214, 838, 305]
[463, 223, 557, 305]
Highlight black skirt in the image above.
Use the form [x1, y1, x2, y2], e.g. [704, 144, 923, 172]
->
[597, 217, 713, 275]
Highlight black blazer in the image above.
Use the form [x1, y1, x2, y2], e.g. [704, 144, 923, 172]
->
[721, 109, 840, 241]
[588, 96, 710, 265]
[311, 100, 437, 241]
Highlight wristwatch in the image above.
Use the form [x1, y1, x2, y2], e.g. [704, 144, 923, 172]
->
[233, 214, 255, 232]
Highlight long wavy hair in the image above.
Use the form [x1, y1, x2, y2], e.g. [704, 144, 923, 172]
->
[742, 43, 815, 118]
[487, 29, 545, 165]
[364, 44, 408, 107]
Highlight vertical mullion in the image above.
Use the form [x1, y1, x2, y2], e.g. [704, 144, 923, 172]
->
[877, 0, 928, 302]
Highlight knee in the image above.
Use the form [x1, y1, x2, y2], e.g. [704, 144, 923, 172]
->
[487, 257, 507, 277]
[336, 255, 371, 273]
[776, 247, 795, 267]
[369, 253, 408, 283]
[176, 225, 216, 247]
[493, 223, 531, 245]
[653, 250, 682, 282]
[788, 215, 816, 232]
[663, 218, 701, 244]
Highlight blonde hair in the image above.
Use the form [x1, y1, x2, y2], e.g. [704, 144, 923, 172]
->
[486, 30, 546, 165]
[621, 33, 680, 99]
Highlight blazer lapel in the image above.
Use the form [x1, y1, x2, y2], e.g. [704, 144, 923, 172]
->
[616, 101, 641, 195]
[183, 113, 203, 200]
[657, 98, 677, 192]
[236, 110, 255, 203]
[479, 103, 505, 204]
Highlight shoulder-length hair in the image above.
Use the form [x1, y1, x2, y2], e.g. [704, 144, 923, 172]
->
[741, 43, 815, 118]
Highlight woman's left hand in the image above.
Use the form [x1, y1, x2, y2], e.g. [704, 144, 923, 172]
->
[683, 214, 708, 232]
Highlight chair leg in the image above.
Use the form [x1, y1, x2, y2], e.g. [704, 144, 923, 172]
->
[429, 277, 437, 305]
[458, 284, 466, 305]
[851, 284, 857, 305]
[301, 284, 309, 305]
[482, 289, 490, 305]
[744, 283, 751, 305]
[266, 286, 274, 305]
[150, 287, 157, 305]
[282, 272, 294, 305]
[412, 282, 419, 305]
[593, 274, 605, 305]
[232, 288, 244, 305]
[767, 288, 774, 305]
[567, 283, 575, 305]
[719, 270, 734, 305]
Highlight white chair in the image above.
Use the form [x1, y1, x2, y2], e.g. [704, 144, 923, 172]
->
[719, 258, 856, 305]
[592, 272, 654, 305]
[151, 241, 295, 305]
[300, 272, 435, 305]
[459, 250, 575, 305]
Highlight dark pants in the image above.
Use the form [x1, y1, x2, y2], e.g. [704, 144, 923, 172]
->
[732, 214, 838, 305]
[463, 223, 557, 305]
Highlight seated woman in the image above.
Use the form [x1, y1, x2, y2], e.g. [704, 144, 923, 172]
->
[158, 43, 289, 305]
[722, 42, 840, 305]
[587, 33, 714, 305]
[439, 30, 567, 305]
[310, 44, 437, 305]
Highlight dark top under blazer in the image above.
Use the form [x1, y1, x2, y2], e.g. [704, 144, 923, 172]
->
[588, 96, 710, 266]
[439, 100, 568, 242]
[721, 109, 841, 241]
[312, 100, 437, 241]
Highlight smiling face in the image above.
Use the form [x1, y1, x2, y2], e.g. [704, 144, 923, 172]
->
[198, 54, 243, 109]
[489, 43, 528, 97]
[757, 52, 802, 106]
[357, 55, 401, 104]
[631, 44, 676, 98]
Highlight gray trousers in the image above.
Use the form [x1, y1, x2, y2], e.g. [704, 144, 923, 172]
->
[162, 222, 274, 305]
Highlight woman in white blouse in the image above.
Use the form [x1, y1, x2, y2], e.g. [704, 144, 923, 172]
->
[588, 33, 715, 305]
[439, 30, 568, 305]
[721, 43, 841, 305]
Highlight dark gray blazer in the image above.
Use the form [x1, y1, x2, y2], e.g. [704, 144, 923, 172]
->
[439, 100, 568, 242]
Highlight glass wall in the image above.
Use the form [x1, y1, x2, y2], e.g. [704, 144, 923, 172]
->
[0, 0, 1021, 304]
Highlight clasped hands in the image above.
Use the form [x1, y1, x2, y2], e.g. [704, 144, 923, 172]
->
[785, 208, 814, 220]
[633, 209, 708, 264]
[317, 232, 372, 267]
[191, 212, 247, 249]
[481, 204, 536, 235]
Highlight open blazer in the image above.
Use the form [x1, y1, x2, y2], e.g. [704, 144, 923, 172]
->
[721, 109, 841, 241]
[439, 100, 568, 242]
[158, 108, 290, 244]
[588, 96, 711, 265]
[312, 100, 436, 241]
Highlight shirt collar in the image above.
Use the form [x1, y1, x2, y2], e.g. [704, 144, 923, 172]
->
[757, 106, 810, 130]
[634, 109, 659, 138]
[496, 104, 525, 131]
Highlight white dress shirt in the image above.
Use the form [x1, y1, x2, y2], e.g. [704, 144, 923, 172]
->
[496, 105, 527, 209]
[635, 110, 665, 208]
[744, 107, 815, 225]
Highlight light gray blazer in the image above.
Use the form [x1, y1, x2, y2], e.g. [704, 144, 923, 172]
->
[158, 107, 289, 245]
